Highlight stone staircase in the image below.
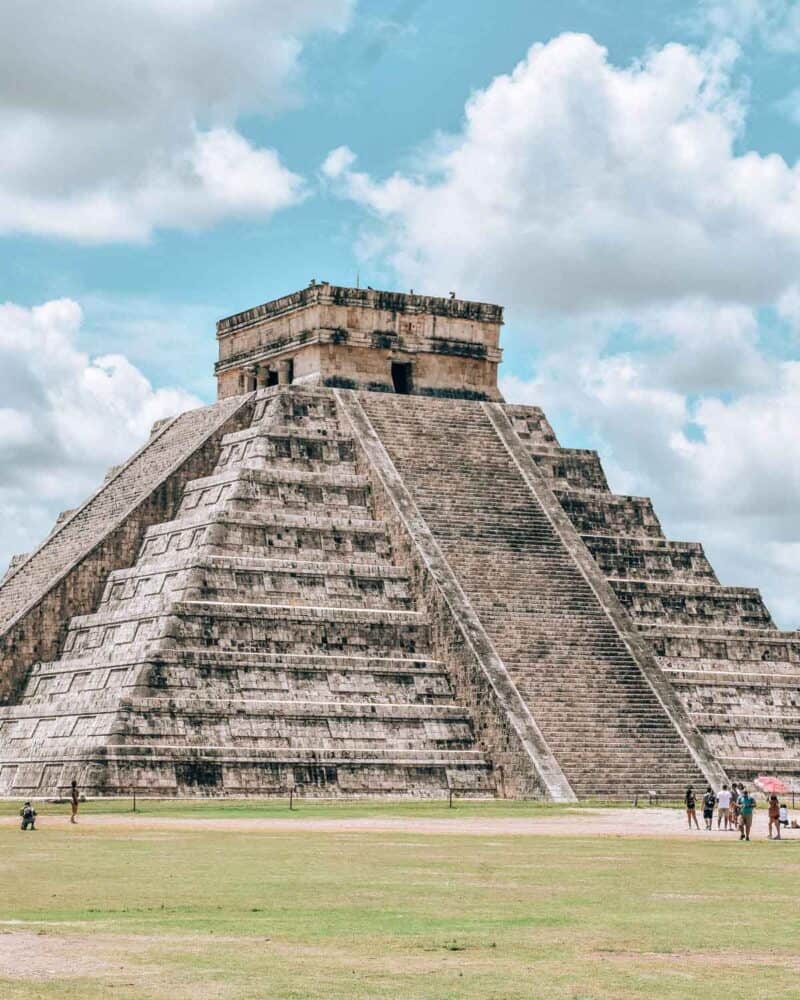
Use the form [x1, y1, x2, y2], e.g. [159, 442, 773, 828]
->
[506, 404, 800, 786]
[359, 393, 710, 799]
[0, 388, 494, 798]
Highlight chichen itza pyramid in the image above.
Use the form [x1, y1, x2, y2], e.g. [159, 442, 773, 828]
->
[0, 283, 797, 800]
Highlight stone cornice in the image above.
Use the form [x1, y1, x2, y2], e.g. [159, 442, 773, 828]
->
[216, 284, 504, 339]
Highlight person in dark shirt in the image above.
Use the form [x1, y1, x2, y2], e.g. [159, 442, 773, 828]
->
[702, 787, 716, 830]
[70, 780, 79, 824]
[685, 786, 700, 830]
[20, 802, 37, 830]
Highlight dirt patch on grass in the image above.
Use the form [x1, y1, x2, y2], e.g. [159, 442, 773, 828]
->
[594, 949, 800, 971]
[0, 930, 134, 979]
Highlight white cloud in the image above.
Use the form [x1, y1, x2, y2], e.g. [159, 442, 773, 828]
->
[0, 0, 352, 242]
[324, 31, 800, 625]
[0, 298, 201, 571]
[700, 0, 800, 50]
[501, 343, 800, 628]
[326, 33, 800, 314]
[321, 145, 358, 180]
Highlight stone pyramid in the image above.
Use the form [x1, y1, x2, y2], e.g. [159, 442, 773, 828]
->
[0, 284, 796, 799]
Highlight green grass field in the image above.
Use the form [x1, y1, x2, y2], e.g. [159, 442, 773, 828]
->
[1, 800, 798, 999]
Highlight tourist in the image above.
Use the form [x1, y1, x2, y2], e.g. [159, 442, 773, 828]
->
[685, 786, 700, 830]
[779, 803, 789, 829]
[702, 786, 716, 830]
[729, 783, 740, 830]
[767, 794, 781, 840]
[738, 787, 756, 841]
[716, 784, 732, 830]
[70, 779, 79, 824]
[19, 801, 37, 831]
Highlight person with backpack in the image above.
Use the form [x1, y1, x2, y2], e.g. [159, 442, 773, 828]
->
[702, 786, 716, 830]
[19, 802, 37, 831]
[685, 786, 700, 830]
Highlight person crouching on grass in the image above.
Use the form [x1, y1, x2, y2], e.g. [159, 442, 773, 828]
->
[685, 786, 700, 830]
[737, 787, 756, 841]
[20, 801, 37, 830]
[767, 794, 781, 840]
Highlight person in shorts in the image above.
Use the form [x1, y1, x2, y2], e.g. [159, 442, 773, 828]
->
[716, 785, 732, 830]
[738, 788, 756, 841]
[767, 795, 781, 840]
[779, 803, 789, 828]
[702, 787, 716, 830]
[685, 786, 700, 830]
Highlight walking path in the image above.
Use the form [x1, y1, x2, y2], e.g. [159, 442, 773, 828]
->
[1, 806, 796, 838]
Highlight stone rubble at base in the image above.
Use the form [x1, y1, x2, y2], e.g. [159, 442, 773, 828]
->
[0, 285, 796, 800]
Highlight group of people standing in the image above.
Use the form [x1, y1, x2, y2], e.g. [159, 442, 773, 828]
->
[685, 784, 791, 841]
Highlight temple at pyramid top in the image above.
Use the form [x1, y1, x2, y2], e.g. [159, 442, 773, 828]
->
[214, 281, 504, 400]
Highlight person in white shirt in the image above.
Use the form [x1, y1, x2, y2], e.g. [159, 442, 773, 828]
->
[779, 803, 789, 828]
[716, 785, 732, 830]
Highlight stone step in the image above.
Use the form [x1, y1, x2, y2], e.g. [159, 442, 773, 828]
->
[583, 535, 718, 583]
[216, 428, 357, 473]
[99, 555, 413, 613]
[645, 628, 800, 663]
[611, 580, 773, 629]
[179, 467, 372, 518]
[251, 387, 340, 426]
[61, 602, 431, 661]
[2, 696, 470, 721]
[0, 698, 478, 752]
[664, 666, 800, 685]
[22, 650, 453, 705]
[138, 510, 393, 563]
[692, 712, 800, 730]
[0, 745, 496, 798]
[528, 447, 609, 491]
[553, 488, 664, 539]
[503, 404, 560, 447]
[713, 754, 800, 775]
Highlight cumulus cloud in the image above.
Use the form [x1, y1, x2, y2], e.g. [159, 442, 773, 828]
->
[0, 0, 352, 241]
[326, 33, 800, 313]
[501, 341, 800, 628]
[325, 32, 800, 626]
[0, 298, 201, 571]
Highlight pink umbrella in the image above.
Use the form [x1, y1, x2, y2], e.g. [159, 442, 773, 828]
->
[755, 775, 790, 795]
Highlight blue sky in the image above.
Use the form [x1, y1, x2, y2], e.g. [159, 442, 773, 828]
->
[1, 0, 800, 625]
